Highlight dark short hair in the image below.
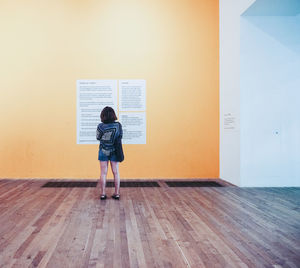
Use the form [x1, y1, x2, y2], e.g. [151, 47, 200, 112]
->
[100, 106, 117, 123]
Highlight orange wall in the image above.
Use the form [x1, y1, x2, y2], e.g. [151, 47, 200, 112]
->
[0, 0, 219, 179]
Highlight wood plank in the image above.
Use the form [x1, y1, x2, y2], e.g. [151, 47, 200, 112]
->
[0, 179, 299, 268]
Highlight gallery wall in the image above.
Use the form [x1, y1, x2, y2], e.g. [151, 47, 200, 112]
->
[0, 0, 219, 179]
[219, 0, 255, 186]
[240, 12, 300, 187]
[220, 0, 300, 187]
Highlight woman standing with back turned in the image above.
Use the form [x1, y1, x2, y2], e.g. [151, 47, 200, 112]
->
[96, 106, 123, 200]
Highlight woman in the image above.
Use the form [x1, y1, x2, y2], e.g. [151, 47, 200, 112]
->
[96, 106, 123, 200]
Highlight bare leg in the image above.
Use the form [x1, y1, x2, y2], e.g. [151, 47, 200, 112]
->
[110, 161, 120, 195]
[100, 161, 108, 196]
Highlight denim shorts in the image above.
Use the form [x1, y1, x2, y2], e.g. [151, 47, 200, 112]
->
[98, 149, 118, 162]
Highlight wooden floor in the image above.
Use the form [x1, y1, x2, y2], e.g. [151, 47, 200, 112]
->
[0, 179, 299, 268]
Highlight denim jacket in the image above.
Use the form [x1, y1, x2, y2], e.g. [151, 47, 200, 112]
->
[96, 122, 123, 152]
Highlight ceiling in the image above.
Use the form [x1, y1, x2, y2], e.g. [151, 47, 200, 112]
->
[242, 0, 300, 16]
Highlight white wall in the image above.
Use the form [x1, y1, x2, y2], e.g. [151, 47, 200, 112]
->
[219, 0, 255, 186]
[220, 0, 300, 187]
[240, 15, 300, 186]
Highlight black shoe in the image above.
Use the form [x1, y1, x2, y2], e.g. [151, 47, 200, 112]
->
[111, 194, 120, 200]
[100, 194, 107, 200]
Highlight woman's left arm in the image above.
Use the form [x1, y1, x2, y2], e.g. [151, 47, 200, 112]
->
[96, 125, 103, 140]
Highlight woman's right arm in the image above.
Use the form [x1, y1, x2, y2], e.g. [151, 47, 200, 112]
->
[119, 122, 123, 139]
